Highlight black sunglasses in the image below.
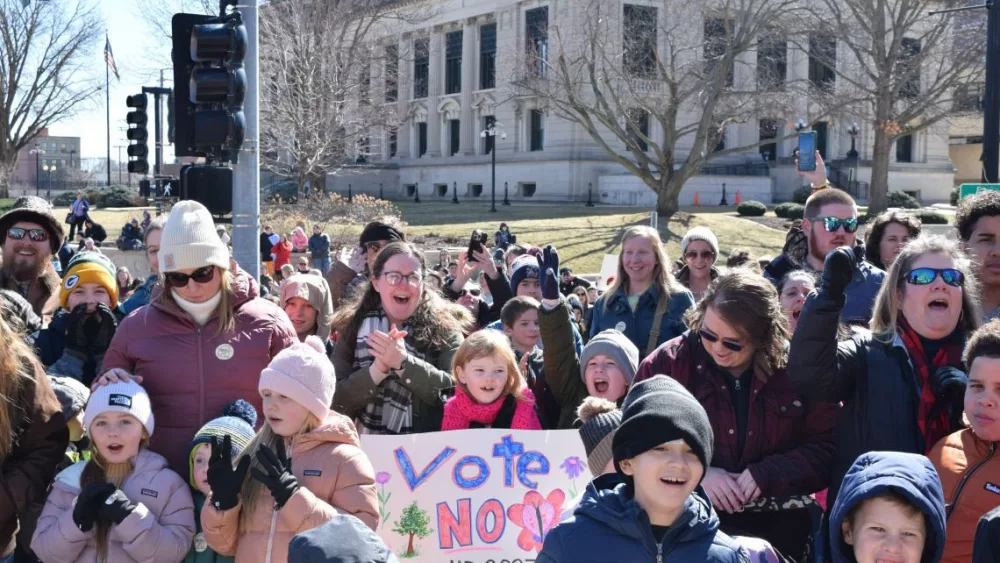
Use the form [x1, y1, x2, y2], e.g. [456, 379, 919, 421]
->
[810, 216, 859, 234]
[7, 227, 49, 242]
[698, 328, 745, 352]
[685, 250, 715, 261]
[164, 266, 216, 288]
[905, 268, 964, 287]
[459, 288, 482, 298]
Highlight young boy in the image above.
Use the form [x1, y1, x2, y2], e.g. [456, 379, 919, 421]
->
[500, 296, 561, 429]
[930, 319, 1000, 562]
[48, 375, 91, 469]
[539, 375, 747, 562]
[830, 451, 947, 563]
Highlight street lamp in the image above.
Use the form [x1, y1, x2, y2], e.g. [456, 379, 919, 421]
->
[29, 146, 45, 197]
[846, 122, 860, 159]
[42, 164, 56, 200]
[480, 121, 506, 213]
[794, 119, 809, 132]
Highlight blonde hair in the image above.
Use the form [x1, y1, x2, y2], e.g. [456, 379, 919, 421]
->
[451, 330, 527, 401]
[604, 225, 684, 310]
[156, 267, 236, 337]
[80, 431, 150, 558]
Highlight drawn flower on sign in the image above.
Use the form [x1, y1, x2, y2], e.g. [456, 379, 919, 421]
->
[506, 489, 566, 553]
[376, 471, 392, 528]
[376, 471, 392, 485]
[561, 456, 585, 497]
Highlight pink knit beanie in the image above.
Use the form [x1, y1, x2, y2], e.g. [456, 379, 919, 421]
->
[258, 336, 335, 421]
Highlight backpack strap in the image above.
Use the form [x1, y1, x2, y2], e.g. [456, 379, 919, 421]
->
[646, 292, 669, 355]
[469, 394, 518, 429]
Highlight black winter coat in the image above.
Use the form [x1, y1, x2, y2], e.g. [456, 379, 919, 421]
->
[973, 506, 1000, 563]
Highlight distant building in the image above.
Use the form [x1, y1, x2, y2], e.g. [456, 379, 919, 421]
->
[12, 128, 82, 191]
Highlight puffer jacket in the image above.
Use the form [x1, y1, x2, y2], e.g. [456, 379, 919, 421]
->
[929, 428, 1000, 563]
[101, 268, 297, 474]
[538, 482, 749, 562]
[31, 449, 196, 563]
[589, 284, 695, 358]
[118, 274, 158, 316]
[201, 413, 379, 563]
[539, 299, 600, 429]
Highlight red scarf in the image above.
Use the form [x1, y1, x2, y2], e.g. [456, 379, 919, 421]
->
[897, 317, 963, 452]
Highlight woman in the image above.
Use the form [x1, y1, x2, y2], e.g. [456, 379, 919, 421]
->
[117, 218, 164, 316]
[494, 222, 516, 250]
[115, 266, 140, 302]
[635, 270, 836, 559]
[96, 200, 297, 474]
[589, 225, 695, 358]
[290, 225, 309, 252]
[675, 226, 721, 301]
[788, 235, 979, 532]
[0, 315, 67, 563]
[864, 211, 922, 271]
[778, 270, 816, 335]
[271, 234, 293, 276]
[330, 242, 473, 434]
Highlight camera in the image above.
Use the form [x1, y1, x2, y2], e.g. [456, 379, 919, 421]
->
[468, 229, 488, 258]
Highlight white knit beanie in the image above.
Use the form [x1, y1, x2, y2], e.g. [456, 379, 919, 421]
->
[158, 200, 230, 273]
[84, 380, 155, 437]
[258, 336, 335, 421]
[681, 226, 720, 257]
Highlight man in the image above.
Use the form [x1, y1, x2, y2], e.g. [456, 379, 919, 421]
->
[259, 224, 275, 275]
[559, 266, 592, 296]
[296, 256, 311, 274]
[68, 193, 89, 239]
[444, 249, 512, 329]
[763, 188, 884, 324]
[308, 224, 331, 274]
[0, 196, 64, 317]
[326, 217, 405, 307]
[955, 191, 1000, 321]
[82, 218, 106, 246]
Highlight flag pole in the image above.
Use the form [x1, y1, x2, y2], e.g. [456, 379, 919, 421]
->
[106, 42, 111, 187]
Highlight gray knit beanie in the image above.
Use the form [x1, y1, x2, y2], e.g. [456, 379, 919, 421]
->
[576, 397, 622, 476]
[49, 376, 90, 421]
[580, 330, 640, 386]
[681, 226, 719, 257]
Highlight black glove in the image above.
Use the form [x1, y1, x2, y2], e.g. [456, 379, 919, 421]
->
[63, 304, 91, 357]
[537, 245, 560, 301]
[73, 482, 116, 532]
[207, 435, 251, 511]
[87, 303, 118, 355]
[821, 247, 856, 296]
[96, 488, 137, 525]
[931, 366, 968, 429]
[250, 440, 300, 509]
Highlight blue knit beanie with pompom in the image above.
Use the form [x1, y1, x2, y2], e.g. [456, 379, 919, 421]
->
[188, 399, 258, 489]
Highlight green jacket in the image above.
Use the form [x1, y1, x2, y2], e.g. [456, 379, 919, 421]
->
[183, 492, 235, 563]
[539, 300, 590, 428]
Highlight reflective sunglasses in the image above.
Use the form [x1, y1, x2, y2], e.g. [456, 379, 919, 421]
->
[685, 250, 715, 261]
[810, 216, 859, 234]
[698, 328, 745, 352]
[164, 266, 216, 288]
[905, 267, 964, 287]
[7, 227, 49, 242]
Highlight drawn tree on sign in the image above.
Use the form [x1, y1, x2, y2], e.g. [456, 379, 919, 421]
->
[392, 501, 433, 558]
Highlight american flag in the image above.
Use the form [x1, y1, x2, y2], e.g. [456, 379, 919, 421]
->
[104, 35, 119, 81]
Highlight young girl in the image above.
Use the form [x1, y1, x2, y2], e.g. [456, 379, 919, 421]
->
[31, 380, 196, 563]
[441, 330, 542, 430]
[201, 337, 379, 563]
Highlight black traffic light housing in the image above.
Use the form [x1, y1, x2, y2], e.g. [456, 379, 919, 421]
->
[126, 94, 149, 175]
[180, 165, 233, 216]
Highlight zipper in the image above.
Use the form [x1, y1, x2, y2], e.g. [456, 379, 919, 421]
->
[734, 379, 741, 392]
[656, 542, 663, 563]
[946, 441, 996, 519]
[264, 509, 279, 563]
[197, 327, 205, 424]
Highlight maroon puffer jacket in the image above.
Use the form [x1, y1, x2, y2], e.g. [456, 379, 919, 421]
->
[102, 268, 296, 474]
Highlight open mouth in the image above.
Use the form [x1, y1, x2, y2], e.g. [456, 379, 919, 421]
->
[107, 443, 124, 454]
[479, 384, 497, 393]
[392, 293, 411, 305]
[792, 309, 801, 320]
[660, 476, 687, 487]
[267, 416, 283, 425]
[928, 298, 949, 310]
[592, 377, 609, 394]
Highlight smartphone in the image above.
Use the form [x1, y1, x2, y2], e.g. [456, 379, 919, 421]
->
[468, 229, 488, 259]
[797, 132, 817, 172]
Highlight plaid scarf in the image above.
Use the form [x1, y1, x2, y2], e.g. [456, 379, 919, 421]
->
[897, 317, 963, 452]
[353, 311, 425, 435]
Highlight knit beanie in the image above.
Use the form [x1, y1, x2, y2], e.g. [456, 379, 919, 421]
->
[580, 330, 640, 386]
[612, 375, 713, 488]
[259, 336, 335, 422]
[577, 397, 622, 476]
[49, 375, 90, 422]
[188, 399, 258, 489]
[158, 200, 230, 273]
[84, 380, 154, 437]
[280, 274, 334, 340]
[0, 195, 64, 253]
[58, 251, 119, 309]
[681, 226, 720, 257]
[509, 256, 540, 293]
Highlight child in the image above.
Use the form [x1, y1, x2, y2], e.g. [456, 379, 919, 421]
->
[538, 375, 747, 562]
[560, 397, 621, 522]
[499, 297, 563, 429]
[185, 400, 257, 563]
[201, 337, 379, 563]
[441, 330, 542, 430]
[830, 451, 946, 563]
[31, 380, 196, 562]
[49, 375, 91, 469]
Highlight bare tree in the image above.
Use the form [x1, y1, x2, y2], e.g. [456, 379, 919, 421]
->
[807, 0, 985, 213]
[0, 0, 102, 197]
[131, 0, 216, 78]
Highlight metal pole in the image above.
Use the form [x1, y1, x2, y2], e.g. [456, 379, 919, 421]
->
[153, 89, 162, 177]
[490, 132, 497, 212]
[35, 150, 39, 197]
[984, 1, 1000, 182]
[232, 0, 261, 277]
[106, 57, 111, 187]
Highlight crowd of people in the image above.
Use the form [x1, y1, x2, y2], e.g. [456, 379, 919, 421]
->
[2, 158, 1000, 562]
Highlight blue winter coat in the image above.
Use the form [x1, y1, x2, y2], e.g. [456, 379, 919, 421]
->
[118, 274, 158, 316]
[589, 285, 695, 358]
[829, 451, 946, 563]
[538, 482, 749, 563]
[308, 233, 330, 258]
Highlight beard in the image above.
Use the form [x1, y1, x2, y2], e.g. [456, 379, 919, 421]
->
[807, 228, 847, 270]
[1, 246, 44, 281]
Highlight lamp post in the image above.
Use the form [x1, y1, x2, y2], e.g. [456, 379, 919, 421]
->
[452, 181, 459, 204]
[586, 182, 595, 207]
[503, 181, 510, 206]
[30, 146, 45, 197]
[480, 121, 506, 213]
[42, 164, 56, 200]
[379, 182, 383, 200]
[347, 183, 352, 203]
[846, 122, 860, 159]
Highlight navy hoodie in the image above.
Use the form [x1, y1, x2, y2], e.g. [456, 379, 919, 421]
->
[288, 514, 398, 563]
[829, 451, 946, 563]
[538, 481, 748, 562]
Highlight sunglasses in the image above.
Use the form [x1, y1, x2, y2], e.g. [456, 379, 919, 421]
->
[7, 227, 49, 242]
[905, 268, 964, 287]
[698, 328, 745, 352]
[164, 266, 216, 288]
[810, 216, 859, 234]
[685, 250, 715, 261]
[459, 288, 482, 298]
[364, 241, 387, 253]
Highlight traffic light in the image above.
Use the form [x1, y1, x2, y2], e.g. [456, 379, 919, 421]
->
[171, 11, 247, 163]
[126, 94, 149, 175]
[180, 165, 233, 215]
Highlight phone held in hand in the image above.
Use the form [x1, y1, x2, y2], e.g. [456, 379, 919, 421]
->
[797, 132, 817, 172]
[468, 229, 488, 258]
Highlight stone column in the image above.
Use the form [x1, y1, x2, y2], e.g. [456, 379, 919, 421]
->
[427, 31, 443, 157]
[459, 20, 476, 155]
[395, 39, 411, 159]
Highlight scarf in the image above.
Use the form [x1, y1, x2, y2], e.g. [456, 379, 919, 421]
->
[444, 388, 514, 429]
[353, 310, 425, 435]
[897, 317, 964, 452]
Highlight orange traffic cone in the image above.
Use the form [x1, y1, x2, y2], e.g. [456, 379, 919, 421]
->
[735, 190, 742, 205]
[693, 192, 700, 206]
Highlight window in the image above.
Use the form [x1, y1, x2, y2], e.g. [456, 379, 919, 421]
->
[483, 115, 496, 154]
[385, 44, 398, 103]
[418, 122, 428, 157]
[413, 38, 429, 99]
[757, 30, 786, 90]
[714, 129, 726, 152]
[389, 127, 397, 158]
[809, 35, 836, 89]
[704, 18, 733, 87]
[896, 134, 913, 163]
[813, 122, 828, 159]
[627, 108, 650, 152]
[525, 7, 549, 77]
[480, 23, 497, 89]
[449, 119, 461, 156]
[529, 109, 544, 151]
[405, 184, 417, 197]
[758, 119, 779, 162]
[519, 182, 537, 197]
[900, 38, 921, 100]
[468, 184, 483, 197]
[445, 30, 463, 95]
[435, 184, 449, 197]
[359, 64, 370, 103]
[623, 4, 657, 77]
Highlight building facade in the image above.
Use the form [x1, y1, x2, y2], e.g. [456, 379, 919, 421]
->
[12, 129, 82, 192]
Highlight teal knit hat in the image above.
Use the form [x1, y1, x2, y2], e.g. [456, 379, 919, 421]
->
[188, 400, 257, 489]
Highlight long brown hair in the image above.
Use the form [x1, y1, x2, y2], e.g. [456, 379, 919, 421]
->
[604, 226, 684, 311]
[0, 316, 37, 458]
[155, 267, 236, 337]
[864, 211, 922, 270]
[451, 330, 527, 401]
[80, 433, 149, 558]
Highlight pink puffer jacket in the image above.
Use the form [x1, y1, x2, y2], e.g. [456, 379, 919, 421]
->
[201, 412, 378, 563]
[31, 449, 195, 563]
[102, 268, 297, 474]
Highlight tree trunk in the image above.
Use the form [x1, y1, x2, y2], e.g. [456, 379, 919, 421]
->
[868, 127, 893, 215]
[406, 532, 415, 556]
[654, 174, 681, 219]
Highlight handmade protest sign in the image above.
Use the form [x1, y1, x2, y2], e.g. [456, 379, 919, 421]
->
[361, 429, 592, 562]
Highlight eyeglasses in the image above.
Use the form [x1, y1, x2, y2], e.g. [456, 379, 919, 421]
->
[164, 266, 216, 288]
[698, 328, 745, 352]
[381, 271, 422, 287]
[459, 287, 482, 298]
[364, 241, 387, 253]
[7, 227, 49, 243]
[905, 268, 964, 287]
[685, 250, 716, 261]
[810, 216, 859, 234]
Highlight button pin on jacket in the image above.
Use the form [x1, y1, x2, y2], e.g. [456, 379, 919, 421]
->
[615, 321, 626, 332]
[216, 344, 235, 360]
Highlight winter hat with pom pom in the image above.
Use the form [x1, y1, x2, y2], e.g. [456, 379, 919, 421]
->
[577, 397, 622, 476]
[188, 399, 258, 489]
[258, 335, 336, 421]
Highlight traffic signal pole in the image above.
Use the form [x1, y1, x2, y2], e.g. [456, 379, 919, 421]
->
[231, 0, 260, 277]
[984, 0, 999, 182]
